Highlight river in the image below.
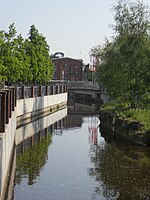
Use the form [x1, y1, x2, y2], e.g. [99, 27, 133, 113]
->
[7, 101, 150, 199]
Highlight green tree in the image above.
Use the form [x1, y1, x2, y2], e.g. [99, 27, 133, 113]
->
[14, 34, 32, 84]
[0, 31, 7, 83]
[26, 25, 54, 84]
[112, 0, 150, 107]
[0, 23, 28, 85]
[0, 24, 54, 85]
[92, 0, 150, 108]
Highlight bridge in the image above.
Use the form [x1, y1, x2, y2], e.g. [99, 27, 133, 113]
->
[50, 80, 109, 103]
[50, 80, 102, 102]
[51, 80, 109, 103]
[67, 81, 101, 102]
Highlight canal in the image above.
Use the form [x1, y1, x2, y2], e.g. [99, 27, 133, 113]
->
[6, 101, 150, 199]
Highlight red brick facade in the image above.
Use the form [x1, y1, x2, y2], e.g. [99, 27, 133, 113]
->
[51, 57, 83, 81]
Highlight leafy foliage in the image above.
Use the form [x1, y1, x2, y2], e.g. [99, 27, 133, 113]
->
[0, 24, 54, 85]
[91, 0, 150, 108]
[25, 25, 54, 84]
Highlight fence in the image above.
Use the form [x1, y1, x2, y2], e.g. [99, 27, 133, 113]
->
[0, 85, 67, 133]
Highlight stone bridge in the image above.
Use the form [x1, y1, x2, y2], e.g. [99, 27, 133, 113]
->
[66, 81, 100, 91]
[50, 80, 109, 103]
[67, 81, 101, 102]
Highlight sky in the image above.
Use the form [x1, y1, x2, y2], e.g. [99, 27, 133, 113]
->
[1, 0, 150, 64]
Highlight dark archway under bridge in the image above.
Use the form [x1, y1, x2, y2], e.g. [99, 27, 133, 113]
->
[67, 81, 101, 103]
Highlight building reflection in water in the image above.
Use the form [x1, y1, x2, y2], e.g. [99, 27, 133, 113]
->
[88, 116, 105, 147]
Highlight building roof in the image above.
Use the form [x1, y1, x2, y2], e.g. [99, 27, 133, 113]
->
[51, 56, 83, 63]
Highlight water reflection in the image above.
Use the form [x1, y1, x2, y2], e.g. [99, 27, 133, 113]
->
[16, 134, 51, 186]
[89, 126, 150, 199]
[16, 108, 67, 146]
[3, 100, 150, 200]
[68, 98, 99, 115]
[88, 116, 105, 147]
[15, 108, 68, 185]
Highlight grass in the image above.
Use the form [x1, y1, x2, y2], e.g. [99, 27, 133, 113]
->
[120, 109, 150, 132]
[101, 102, 150, 132]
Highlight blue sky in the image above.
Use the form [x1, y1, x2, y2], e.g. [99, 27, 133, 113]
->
[1, 0, 150, 63]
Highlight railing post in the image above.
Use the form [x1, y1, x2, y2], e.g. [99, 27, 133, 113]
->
[51, 86, 53, 95]
[10, 87, 17, 110]
[6, 90, 11, 123]
[31, 86, 34, 97]
[60, 85, 62, 93]
[14, 87, 17, 107]
[63, 85, 66, 93]
[22, 86, 25, 99]
[0, 92, 6, 132]
[9, 89, 12, 118]
[56, 85, 58, 94]
[46, 86, 48, 95]
[39, 86, 42, 96]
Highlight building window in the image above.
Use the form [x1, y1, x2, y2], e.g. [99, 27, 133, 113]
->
[54, 65, 57, 69]
[64, 63, 68, 67]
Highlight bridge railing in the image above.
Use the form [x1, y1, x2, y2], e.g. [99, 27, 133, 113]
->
[66, 81, 100, 91]
[0, 85, 67, 133]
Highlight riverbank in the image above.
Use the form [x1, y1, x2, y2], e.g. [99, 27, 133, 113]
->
[100, 103, 150, 146]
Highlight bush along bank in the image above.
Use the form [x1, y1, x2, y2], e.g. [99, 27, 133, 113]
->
[100, 104, 150, 146]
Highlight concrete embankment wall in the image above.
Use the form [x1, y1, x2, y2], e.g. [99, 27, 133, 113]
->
[16, 107, 67, 145]
[0, 87, 17, 200]
[0, 109, 17, 200]
[0, 85, 67, 200]
[17, 93, 67, 127]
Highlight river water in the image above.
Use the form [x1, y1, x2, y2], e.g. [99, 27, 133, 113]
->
[11, 102, 150, 200]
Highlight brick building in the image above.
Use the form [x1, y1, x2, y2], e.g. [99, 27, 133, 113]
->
[51, 57, 84, 81]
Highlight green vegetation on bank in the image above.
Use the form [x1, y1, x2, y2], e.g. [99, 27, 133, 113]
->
[0, 24, 54, 85]
[101, 102, 150, 133]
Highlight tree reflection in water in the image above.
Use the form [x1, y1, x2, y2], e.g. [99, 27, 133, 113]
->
[88, 128, 150, 200]
[15, 134, 52, 185]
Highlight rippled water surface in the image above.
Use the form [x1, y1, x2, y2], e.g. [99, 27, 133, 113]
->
[13, 111, 150, 200]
